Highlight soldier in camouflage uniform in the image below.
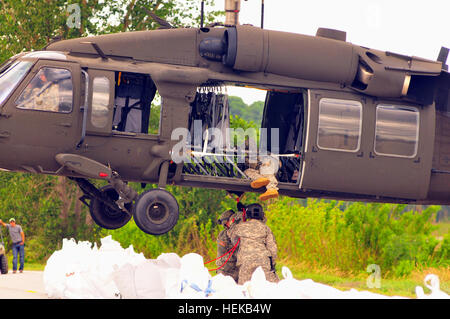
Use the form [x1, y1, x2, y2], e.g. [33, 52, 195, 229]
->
[228, 203, 279, 285]
[35, 84, 60, 112]
[17, 68, 60, 112]
[240, 137, 281, 201]
[244, 154, 280, 201]
[216, 209, 239, 282]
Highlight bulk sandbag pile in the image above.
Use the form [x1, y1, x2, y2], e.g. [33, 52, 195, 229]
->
[43, 237, 449, 299]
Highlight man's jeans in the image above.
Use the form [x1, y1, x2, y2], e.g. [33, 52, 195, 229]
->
[12, 243, 25, 271]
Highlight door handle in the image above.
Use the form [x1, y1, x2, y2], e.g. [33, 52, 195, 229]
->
[58, 122, 72, 127]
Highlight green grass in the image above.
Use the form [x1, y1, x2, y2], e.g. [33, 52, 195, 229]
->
[433, 221, 450, 240]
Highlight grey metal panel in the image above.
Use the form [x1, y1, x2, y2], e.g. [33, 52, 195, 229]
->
[47, 29, 199, 67]
[300, 89, 435, 199]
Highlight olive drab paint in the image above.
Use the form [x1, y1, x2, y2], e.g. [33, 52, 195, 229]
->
[0, 24, 448, 235]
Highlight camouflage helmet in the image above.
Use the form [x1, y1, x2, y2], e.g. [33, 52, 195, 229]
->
[218, 209, 235, 225]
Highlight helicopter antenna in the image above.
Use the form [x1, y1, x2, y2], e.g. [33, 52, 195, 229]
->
[201, 0, 205, 27]
[261, 0, 264, 29]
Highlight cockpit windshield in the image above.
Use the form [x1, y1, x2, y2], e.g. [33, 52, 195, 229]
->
[0, 60, 33, 106]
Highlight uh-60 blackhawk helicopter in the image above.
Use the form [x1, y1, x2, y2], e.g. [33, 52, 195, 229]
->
[0, 6, 449, 235]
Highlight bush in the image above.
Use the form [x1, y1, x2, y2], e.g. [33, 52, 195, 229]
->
[436, 233, 450, 266]
[266, 198, 363, 272]
[22, 238, 47, 263]
[265, 198, 446, 277]
[394, 259, 415, 277]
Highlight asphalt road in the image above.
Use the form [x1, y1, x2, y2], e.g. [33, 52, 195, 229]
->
[0, 271, 48, 299]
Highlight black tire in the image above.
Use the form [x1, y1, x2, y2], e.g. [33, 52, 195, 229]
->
[133, 188, 179, 235]
[89, 185, 132, 230]
[0, 254, 8, 274]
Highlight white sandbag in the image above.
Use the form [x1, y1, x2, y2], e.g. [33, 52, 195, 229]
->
[152, 253, 182, 298]
[157, 253, 182, 269]
[44, 238, 99, 298]
[210, 274, 246, 299]
[178, 253, 214, 298]
[44, 236, 145, 299]
[112, 256, 182, 299]
[161, 267, 182, 298]
[244, 267, 278, 299]
[63, 272, 98, 299]
[112, 263, 139, 299]
[44, 237, 448, 300]
[274, 267, 312, 299]
[130, 261, 166, 298]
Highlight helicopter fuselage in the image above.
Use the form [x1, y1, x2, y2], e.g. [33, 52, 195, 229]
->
[0, 25, 449, 234]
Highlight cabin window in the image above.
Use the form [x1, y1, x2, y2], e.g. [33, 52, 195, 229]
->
[16, 67, 73, 113]
[91, 76, 110, 128]
[374, 105, 419, 158]
[317, 98, 362, 152]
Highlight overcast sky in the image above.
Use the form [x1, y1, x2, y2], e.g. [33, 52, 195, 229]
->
[207, 0, 449, 104]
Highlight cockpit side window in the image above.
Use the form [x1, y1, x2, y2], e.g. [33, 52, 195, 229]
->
[0, 61, 33, 106]
[15, 67, 73, 113]
[91, 76, 110, 128]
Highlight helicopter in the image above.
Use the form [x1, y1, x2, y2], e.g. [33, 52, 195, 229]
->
[0, 2, 449, 236]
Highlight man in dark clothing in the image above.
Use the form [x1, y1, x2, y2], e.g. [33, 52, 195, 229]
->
[0, 218, 25, 273]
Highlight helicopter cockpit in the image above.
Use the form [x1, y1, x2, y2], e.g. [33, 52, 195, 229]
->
[0, 51, 69, 110]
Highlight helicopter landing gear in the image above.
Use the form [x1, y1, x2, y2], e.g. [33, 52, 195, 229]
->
[70, 161, 180, 235]
[71, 177, 135, 230]
[89, 185, 132, 230]
[133, 188, 179, 235]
